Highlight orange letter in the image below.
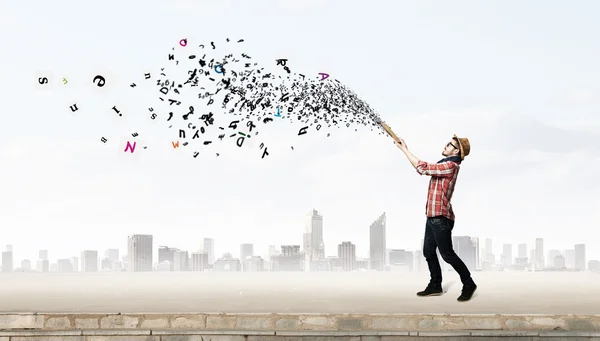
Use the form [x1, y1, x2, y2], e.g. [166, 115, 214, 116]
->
[124, 141, 136, 153]
[172, 141, 180, 148]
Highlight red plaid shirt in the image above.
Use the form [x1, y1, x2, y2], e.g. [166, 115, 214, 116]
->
[416, 159, 461, 221]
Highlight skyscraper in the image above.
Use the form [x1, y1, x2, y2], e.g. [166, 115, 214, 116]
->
[57, 259, 74, 272]
[81, 250, 98, 272]
[128, 234, 153, 272]
[305, 209, 325, 271]
[105, 249, 119, 262]
[575, 244, 586, 271]
[502, 244, 513, 268]
[190, 252, 209, 271]
[338, 242, 356, 271]
[565, 249, 575, 269]
[39, 250, 48, 261]
[369, 212, 386, 271]
[548, 250, 561, 268]
[518, 243, 527, 259]
[240, 243, 254, 272]
[453, 236, 476, 271]
[1, 245, 13, 273]
[70, 257, 79, 272]
[203, 238, 215, 265]
[471, 237, 480, 270]
[173, 250, 189, 271]
[240, 243, 254, 261]
[158, 246, 179, 271]
[484, 238, 493, 263]
[535, 238, 544, 269]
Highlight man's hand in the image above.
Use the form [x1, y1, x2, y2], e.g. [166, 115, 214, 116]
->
[394, 137, 408, 152]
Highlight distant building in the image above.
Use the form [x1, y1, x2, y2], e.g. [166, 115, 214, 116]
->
[304, 209, 325, 271]
[101, 258, 112, 271]
[203, 238, 215, 265]
[128, 234, 153, 272]
[501, 244, 513, 268]
[1, 246, 13, 272]
[548, 250, 561, 268]
[271, 245, 303, 271]
[535, 238, 544, 270]
[389, 249, 413, 271]
[214, 253, 241, 271]
[57, 259, 74, 273]
[191, 252, 209, 271]
[173, 250, 189, 271]
[159, 246, 179, 271]
[369, 212, 386, 271]
[575, 244, 586, 271]
[70, 257, 79, 272]
[484, 238, 494, 264]
[244, 256, 265, 272]
[588, 260, 599, 271]
[21, 259, 31, 271]
[37, 259, 49, 272]
[240, 243, 254, 271]
[453, 236, 476, 271]
[518, 243, 527, 259]
[81, 250, 98, 272]
[105, 249, 119, 262]
[554, 254, 566, 269]
[156, 261, 171, 272]
[39, 250, 48, 261]
[338, 242, 356, 271]
[564, 249, 575, 269]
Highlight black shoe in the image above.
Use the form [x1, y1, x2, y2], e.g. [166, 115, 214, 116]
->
[457, 284, 477, 302]
[417, 284, 443, 297]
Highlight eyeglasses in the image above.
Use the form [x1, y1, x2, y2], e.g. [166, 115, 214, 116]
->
[447, 142, 458, 149]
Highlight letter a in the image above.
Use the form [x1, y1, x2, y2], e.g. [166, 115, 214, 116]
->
[124, 141, 136, 153]
[172, 141, 180, 148]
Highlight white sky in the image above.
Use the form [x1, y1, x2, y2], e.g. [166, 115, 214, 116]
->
[1, 0, 599, 264]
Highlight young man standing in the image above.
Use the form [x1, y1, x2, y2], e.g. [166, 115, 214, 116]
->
[394, 135, 477, 302]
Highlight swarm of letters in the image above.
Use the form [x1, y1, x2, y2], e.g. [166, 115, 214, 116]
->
[140, 37, 387, 159]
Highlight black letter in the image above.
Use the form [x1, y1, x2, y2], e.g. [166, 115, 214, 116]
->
[261, 147, 269, 159]
[228, 120, 239, 129]
[179, 129, 186, 138]
[70, 104, 79, 112]
[112, 106, 122, 117]
[298, 126, 308, 135]
[160, 87, 168, 95]
[38, 77, 49, 84]
[236, 136, 244, 147]
[93, 75, 106, 87]
[193, 130, 200, 139]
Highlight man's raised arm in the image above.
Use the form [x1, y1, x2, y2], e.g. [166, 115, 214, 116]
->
[394, 138, 456, 177]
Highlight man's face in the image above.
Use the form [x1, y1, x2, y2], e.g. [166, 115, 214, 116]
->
[442, 139, 459, 157]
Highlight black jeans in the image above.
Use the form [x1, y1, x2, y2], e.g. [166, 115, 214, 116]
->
[423, 216, 475, 287]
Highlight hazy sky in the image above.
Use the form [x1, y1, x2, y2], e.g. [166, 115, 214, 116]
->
[1, 0, 599, 264]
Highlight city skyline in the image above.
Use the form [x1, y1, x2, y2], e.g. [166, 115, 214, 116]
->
[2, 210, 597, 273]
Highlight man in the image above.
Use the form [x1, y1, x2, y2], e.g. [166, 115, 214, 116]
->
[394, 135, 477, 302]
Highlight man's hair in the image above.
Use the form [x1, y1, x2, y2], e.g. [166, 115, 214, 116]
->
[452, 137, 462, 158]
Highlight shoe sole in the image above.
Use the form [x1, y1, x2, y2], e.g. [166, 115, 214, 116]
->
[417, 292, 443, 297]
